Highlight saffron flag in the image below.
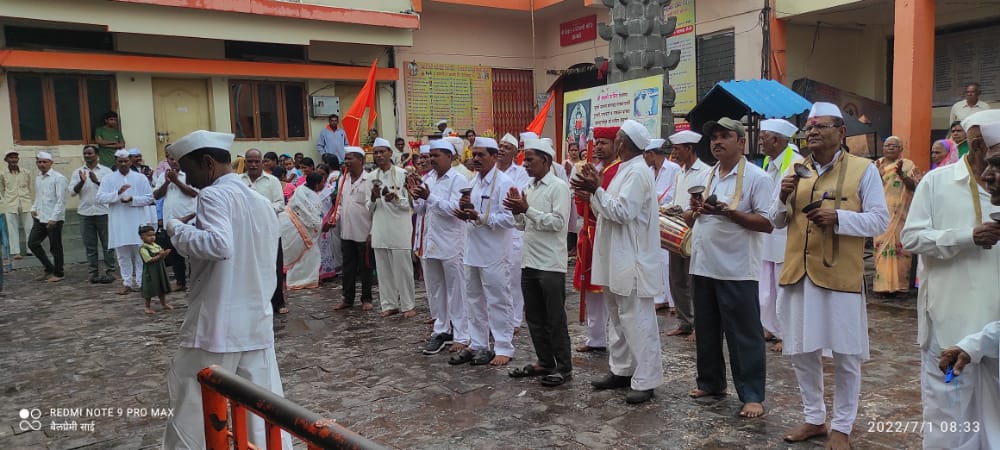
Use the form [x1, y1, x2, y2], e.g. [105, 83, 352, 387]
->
[519, 92, 554, 164]
[342, 59, 379, 146]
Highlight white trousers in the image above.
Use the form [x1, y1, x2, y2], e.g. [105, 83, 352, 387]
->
[423, 256, 468, 344]
[583, 291, 608, 348]
[652, 249, 674, 307]
[606, 292, 664, 391]
[921, 323, 1000, 450]
[5, 211, 32, 255]
[116, 244, 143, 288]
[508, 234, 524, 329]
[466, 263, 515, 357]
[373, 248, 415, 312]
[163, 346, 291, 450]
[759, 260, 782, 339]
[789, 350, 862, 434]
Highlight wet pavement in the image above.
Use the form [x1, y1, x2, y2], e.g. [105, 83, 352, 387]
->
[2, 252, 924, 449]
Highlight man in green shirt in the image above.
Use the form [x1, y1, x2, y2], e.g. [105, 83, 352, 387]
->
[94, 111, 125, 168]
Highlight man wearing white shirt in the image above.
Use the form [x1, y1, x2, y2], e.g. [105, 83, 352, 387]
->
[368, 138, 416, 318]
[757, 119, 802, 352]
[28, 152, 68, 282]
[684, 118, 773, 418]
[241, 149, 288, 314]
[153, 156, 198, 291]
[572, 119, 664, 404]
[771, 103, 889, 449]
[665, 129, 709, 339]
[97, 150, 156, 294]
[950, 83, 991, 124]
[162, 130, 290, 450]
[643, 138, 681, 312]
[504, 138, 573, 386]
[907, 116, 1000, 449]
[411, 140, 471, 355]
[500, 133, 531, 332]
[450, 137, 517, 367]
[332, 148, 374, 311]
[71, 145, 115, 284]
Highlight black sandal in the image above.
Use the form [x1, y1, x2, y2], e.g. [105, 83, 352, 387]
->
[448, 348, 475, 365]
[470, 349, 495, 366]
[508, 364, 552, 378]
[540, 372, 572, 387]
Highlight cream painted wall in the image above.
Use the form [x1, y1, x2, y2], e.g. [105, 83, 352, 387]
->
[775, 0, 864, 18]
[785, 23, 889, 102]
[696, 0, 765, 81]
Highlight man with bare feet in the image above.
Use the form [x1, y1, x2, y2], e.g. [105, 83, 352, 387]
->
[368, 138, 416, 319]
[770, 103, 889, 449]
[332, 148, 374, 312]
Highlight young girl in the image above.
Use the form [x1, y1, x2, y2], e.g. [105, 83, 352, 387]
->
[139, 225, 173, 314]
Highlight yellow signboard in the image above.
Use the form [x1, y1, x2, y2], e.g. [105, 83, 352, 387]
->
[666, 0, 697, 114]
[563, 74, 664, 146]
[404, 62, 493, 136]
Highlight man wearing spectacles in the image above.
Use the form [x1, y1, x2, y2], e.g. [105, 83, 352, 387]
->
[950, 83, 991, 124]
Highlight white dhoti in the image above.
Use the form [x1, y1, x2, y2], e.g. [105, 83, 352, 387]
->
[921, 321, 1000, 450]
[163, 346, 291, 450]
[758, 260, 782, 339]
[583, 292, 608, 348]
[606, 292, 664, 391]
[373, 248, 415, 312]
[423, 256, 468, 344]
[466, 263, 515, 357]
[508, 233, 524, 330]
[652, 249, 674, 307]
[116, 244, 143, 288]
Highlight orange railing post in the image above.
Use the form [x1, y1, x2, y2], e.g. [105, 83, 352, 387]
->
[200, 383, 230, 450]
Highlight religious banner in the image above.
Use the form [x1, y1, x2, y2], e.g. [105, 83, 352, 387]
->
[563, 74, 664, 146]
[665, 0, 696, 114]
[404, 61, 493, 136]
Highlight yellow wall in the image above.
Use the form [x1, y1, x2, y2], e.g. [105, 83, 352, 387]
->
[784, 23, 889, 102]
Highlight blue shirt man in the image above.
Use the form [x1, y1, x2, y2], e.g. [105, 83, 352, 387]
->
[317, 114, 348, 163]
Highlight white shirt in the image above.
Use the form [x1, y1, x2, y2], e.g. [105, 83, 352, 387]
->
[762, 147, 802, 263]
[950, 100, 990, 124]
[957, 321, 1000, 365]
[671, 158, 711, 209]
[70, 164, 112, 216]
[589, 155, 663, 297]
[901, 159, 1000, 349]
[413, 168, 469, 260]
[95, 169, 156, 248]
[514, 171, 570, 273]
[154, 171, 198, 222]
[652, 158, 682, 206]
[463, 165, 515, 267]
[335, 170, 372, 243]
[366, 165, 412, 250]
[502, 163, 531, 191]
[32, 169, 68, 222]
[168, 173, 279, 353]
[689, 160, 773, 281]
[240, 173, 284, 214]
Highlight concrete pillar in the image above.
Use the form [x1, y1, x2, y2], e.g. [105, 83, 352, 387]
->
[892, 0, 934, 171]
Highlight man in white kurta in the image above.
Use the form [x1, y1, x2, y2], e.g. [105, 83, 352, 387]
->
[96, 150, 155, 294]
[162, 131, 290, 450]
[452, 137, 517, 367]
[575, 120, 664, 404]
[500, 134, 531, 332]
[413, 141, 471, 355]
[758, 119, 802, 351]
[368, 138, 416, 318]
[332, 148, 374, 310]
[643, 138, 681, 310]
[153, 157, 198, 290]
[241, 149, 287, 314]
[904, 116, 1000, 449]
[770, 103, 889, 449]
[940, 320, 1000, 445]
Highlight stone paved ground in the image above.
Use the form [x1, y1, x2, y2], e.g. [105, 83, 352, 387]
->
[2, 253, 924, 449]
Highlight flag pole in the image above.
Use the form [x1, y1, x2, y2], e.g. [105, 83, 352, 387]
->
[578, 134, 594, 324]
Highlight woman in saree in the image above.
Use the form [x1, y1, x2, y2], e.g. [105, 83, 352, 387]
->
[929, 139, 958, 170]
[280, 172, 326, 290]
[873, 136, 922, 297]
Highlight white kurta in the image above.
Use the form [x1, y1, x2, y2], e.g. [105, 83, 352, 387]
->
[367, 165, 412, 250]
[652, 158, 681, 306]
[760, 147, 801, 337]
[954, 321, 1000, 450]
[95, 169, 156, 249]
[769, 155, 889, 358]
[503, 163, 530, 327]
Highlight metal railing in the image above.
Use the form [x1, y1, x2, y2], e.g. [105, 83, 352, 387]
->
[198, 365, 388, 450]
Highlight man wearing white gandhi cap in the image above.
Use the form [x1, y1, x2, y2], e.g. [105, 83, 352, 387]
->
[769, 102, 889, 449]
[904, 113, 1000, 450]
[160, 130, 291, 450]
[436, 119, 453, 136]
[97, 148, 156, 294]
[27, 151, 68, 282]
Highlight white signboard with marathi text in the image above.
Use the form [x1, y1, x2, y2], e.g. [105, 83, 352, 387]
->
[562, 74, 664, 147]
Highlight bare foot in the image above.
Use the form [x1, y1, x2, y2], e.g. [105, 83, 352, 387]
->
[277, 307, 289, 314]
[764, 330, 774, 341]
[13, 254, 23, 260]
[144, 307, 156, 315]
[162, 303, 174, 310]
[739, 402, 765, 418]
[402, 309, 417, 319]
[688, 388, 726, 398]
[686, 331, 697, 342]
[784, 423, 828, 443]
[362, 303, 374, 311]
[770, 340, 783, 352]
[449, 342, 468, 353]
[489, 355, 511, 366]
[668, 307, 676, 316]
[665, 327, 692, 336]
[380, 309, 399, 318]
[825, 430, 851, 450]
[333, 303, 352, 310]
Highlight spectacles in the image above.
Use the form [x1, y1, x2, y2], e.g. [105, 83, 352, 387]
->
[801, 124, 839, 133]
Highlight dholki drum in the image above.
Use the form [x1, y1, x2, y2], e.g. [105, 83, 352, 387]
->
[658, 211, 691, 257]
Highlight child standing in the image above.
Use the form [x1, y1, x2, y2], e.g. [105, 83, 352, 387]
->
[139, 225, 173, 314]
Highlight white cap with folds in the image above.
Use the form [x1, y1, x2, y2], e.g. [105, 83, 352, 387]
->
[962, 110, 1000, 131]
[523, 138, 555, 158]
[520, 131, 539, 143]
[429, 140, 454, 153]
[114, 149, 131, 158]
[501, 133, 518, 148]
[167, 130, 235, 161]
[473, 136, 499, 150]
[981, 121, 1000, 148]
[669, 130, 702, 145]
[36, 151, 53, 161]
[760, 119, 798, 138]
[372, 137, 392, 148]
[644, 138, 665, 151]
[436, 119, 448, 126]
[444, 136, 465, 153]
[808, 102, 843, 119]
[621, 119, 651, 150]
[344, 146, 366, 156]
[419, 144, 431, 154]
[128, 148, 141, 156]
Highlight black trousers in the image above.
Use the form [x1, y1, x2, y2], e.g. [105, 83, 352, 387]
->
[272, 239, 286, 312]
[156, 228, 187, 286]
[28, 219, 64, 277]
[341, 239, 373, 305]
[522, 268, 572, 374]
[692, 275, 766, 404]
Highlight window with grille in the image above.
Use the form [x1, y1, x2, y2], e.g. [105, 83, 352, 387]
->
[229, 80, 308, 141]
[8, 73, 117, 145]
[696, 30, 736, 99]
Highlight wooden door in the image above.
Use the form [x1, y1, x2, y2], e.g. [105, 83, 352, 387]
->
[152, 78, 211, 160]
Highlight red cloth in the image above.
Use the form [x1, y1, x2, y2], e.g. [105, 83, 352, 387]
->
[341, 60, 379, 146]
[593, 126, 620, 141]
[572, 159, 621, 293]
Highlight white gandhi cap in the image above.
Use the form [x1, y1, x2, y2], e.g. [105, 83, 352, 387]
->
[808, 102, 843, 119]
[167, 130, 235, 161]
[669, 130, 702, 145]
[760, 119, 798, 138]
[620, 119, 651, 150]
[980, 121, 1000, 148]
